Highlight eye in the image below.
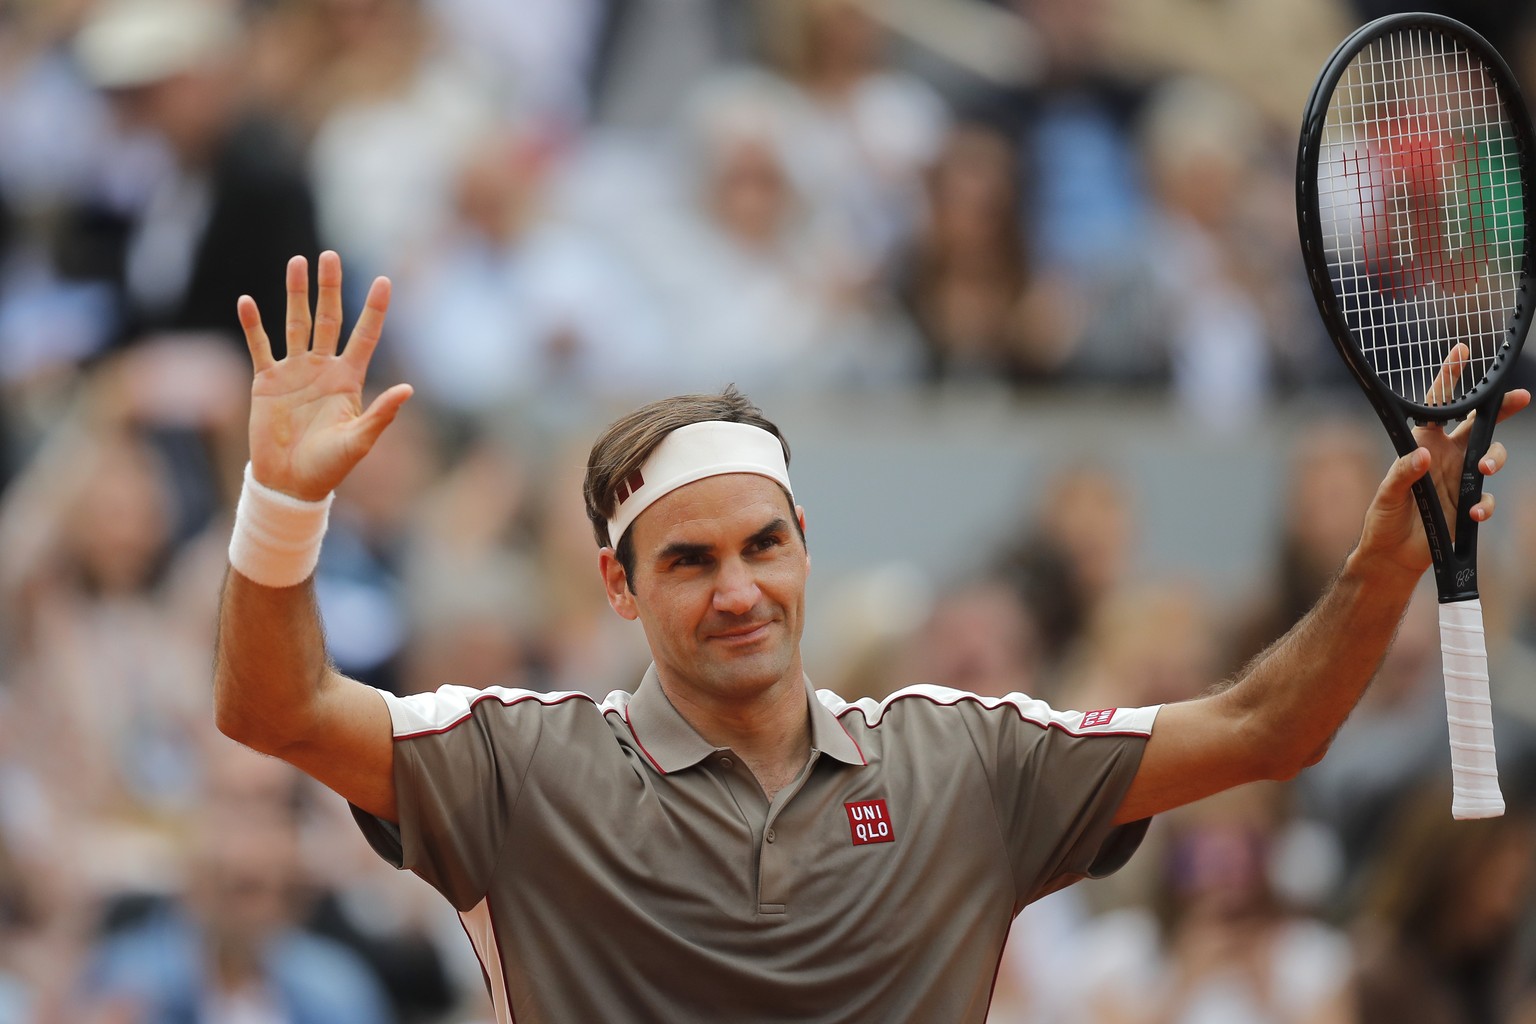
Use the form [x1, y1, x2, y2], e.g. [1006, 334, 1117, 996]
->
[749, 535, 784, 554]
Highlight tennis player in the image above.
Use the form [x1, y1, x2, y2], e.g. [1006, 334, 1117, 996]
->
[215, 252, 1528, 1022]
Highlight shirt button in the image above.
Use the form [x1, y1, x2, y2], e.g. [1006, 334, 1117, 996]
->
[719, 757, 733, 769]
[765, 829, 777, 843]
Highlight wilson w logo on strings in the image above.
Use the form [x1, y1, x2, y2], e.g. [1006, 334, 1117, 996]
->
[1340, 127, 1511, 299]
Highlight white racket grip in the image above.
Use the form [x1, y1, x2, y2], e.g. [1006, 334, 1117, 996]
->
[1440, 599, 1505, 819]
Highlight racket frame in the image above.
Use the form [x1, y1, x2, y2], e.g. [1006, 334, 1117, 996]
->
[1296, 12, 1536, 605]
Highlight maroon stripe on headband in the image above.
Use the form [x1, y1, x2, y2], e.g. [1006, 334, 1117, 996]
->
[615, 470, 644, 506]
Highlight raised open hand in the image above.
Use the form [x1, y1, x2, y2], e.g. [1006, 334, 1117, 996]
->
[240, 252, 413, 501]
[1358, 343, 1530, 579]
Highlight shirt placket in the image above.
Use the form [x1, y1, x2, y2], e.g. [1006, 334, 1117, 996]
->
[713, 747, 823, 919]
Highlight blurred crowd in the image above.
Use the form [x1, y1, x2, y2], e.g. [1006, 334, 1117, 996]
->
[4, 0, 1536, 1021]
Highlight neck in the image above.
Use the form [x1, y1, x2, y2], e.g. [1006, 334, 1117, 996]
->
[658, 662, 813, 798]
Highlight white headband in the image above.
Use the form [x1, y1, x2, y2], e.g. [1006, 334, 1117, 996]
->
[607, 421, 793, 548]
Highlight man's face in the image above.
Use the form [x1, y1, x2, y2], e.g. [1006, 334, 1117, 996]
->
[603, 474, 809, 706]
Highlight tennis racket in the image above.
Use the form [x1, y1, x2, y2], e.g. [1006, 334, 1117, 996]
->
[1297, 13, 1536, 819]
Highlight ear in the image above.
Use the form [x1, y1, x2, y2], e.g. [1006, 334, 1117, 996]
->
[795, 504, 811, 574]
[598, 547, 639, 620]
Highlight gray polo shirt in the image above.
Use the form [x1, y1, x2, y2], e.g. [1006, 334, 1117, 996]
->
[353, 669, 1158, 1023]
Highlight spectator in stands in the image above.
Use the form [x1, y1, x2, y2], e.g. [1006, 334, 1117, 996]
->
[300, 0, 498, 282]
[312, 398, 440, 694]
[997, 464, 1137, 673]
[1059, 581, 1218, 716]
[1067, 785, 1355, 1024]
[898, 123, 1040, 384]
[68, 0, 321, 355]
[1352, 787, 1536, 1024]
[1135, 77, 1270, 424]
[386, 128, 674, 412]
[760, 0, 950, 274]
[633, 68, 914, 392]
[80, 740, 394, 1024]
[1228, 422, 1382, 672]
[0, 2, 118, 433]
[904, 576, 1043, 699]
[1004, 0, 1155, 384]
[0, 424, 209, 852]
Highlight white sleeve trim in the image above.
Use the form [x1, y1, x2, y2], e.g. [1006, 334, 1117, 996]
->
[825, 683, 1160, 737]
[378, 684, 604, 739]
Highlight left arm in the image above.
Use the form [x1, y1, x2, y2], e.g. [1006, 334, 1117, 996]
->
[1113, 542, 1415, 824]
[1114, 394, 1529, 825]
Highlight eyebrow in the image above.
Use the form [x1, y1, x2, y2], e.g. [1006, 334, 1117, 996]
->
[656, 517, 791, 563]
[747, 517, 792, 547]
[656, 540, 712, 563]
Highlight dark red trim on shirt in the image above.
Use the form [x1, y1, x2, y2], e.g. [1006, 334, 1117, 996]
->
[834, 713, 868, 765]
[623, 704, 667, 774]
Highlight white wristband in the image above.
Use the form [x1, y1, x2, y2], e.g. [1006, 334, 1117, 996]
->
[228, 463, 333, 588]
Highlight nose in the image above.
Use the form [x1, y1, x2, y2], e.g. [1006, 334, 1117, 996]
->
[713, 555, 761, 616]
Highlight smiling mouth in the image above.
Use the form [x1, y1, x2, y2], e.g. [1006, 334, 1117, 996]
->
[711, 622, 774, 643]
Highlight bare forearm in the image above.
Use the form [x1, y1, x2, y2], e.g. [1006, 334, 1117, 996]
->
[211, 253, 404, 816]
[1119, 439, 1519, 824]
[1118, 538, 1428, 823]
[1228, 549, 1420, 777]
[214, 568, 331, 751]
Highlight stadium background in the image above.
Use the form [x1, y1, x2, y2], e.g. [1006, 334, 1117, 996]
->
[2, 0, 1536, 1020]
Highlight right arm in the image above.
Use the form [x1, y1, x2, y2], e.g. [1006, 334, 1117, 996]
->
[213, 251, 412, 822]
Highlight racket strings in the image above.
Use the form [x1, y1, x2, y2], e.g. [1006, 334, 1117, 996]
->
[1315, 26, 1525, 408]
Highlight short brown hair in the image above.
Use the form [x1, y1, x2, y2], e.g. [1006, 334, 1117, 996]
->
[583, 386, 795, 574]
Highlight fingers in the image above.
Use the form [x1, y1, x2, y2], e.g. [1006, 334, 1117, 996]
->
[1425, 343, 1470, 407]
[1448, 387, 1530, 441]
[1496, 388, 1532, 424]
[1379, 446, 1432, 505]
[285, 255, 312, 355]
[351, 383, 413, 451]
[1473, 441, 1509, 522]
[343, 276, 392, 372]
[237, 294, 275, 372]
[312, 250, 344, 356]
[261, 252, 392, 369]
[1480, 441, 1508, 476]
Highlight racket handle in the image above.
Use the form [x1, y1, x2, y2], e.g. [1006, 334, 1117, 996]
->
[1440, 599, 1505, 819]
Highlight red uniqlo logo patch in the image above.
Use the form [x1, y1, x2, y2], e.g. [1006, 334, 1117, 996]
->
[1081, 708, 1118, 728]
[845, 799, 895, 846]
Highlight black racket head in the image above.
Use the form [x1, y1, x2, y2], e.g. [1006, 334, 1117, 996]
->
[1298, 13, 1536, 422]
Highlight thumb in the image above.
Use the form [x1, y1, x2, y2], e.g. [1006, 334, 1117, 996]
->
[1378, 446, 1431, 504]
[351, 383, 414, 451]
